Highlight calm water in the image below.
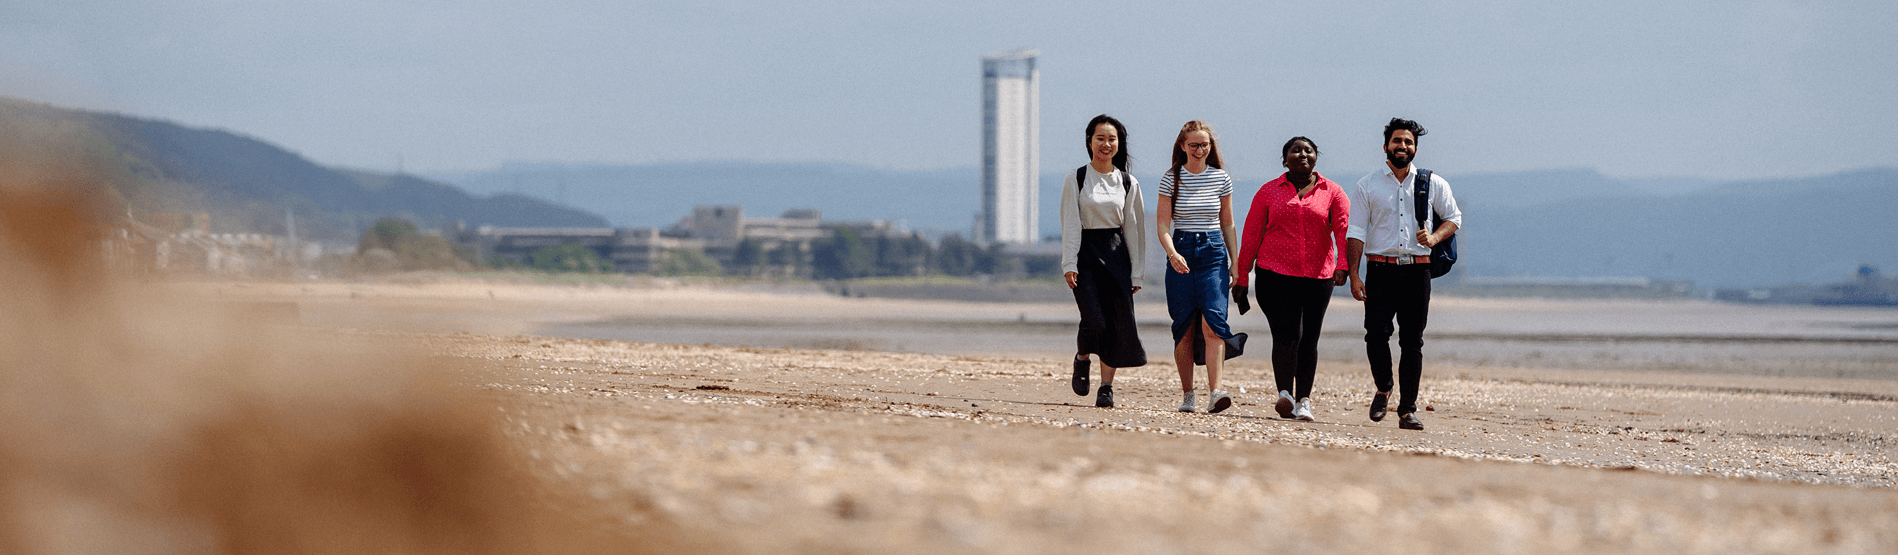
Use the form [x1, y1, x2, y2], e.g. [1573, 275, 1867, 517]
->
[536, 299, 1898, 381]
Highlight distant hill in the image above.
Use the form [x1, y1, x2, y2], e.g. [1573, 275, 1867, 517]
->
[1466, 167, 1898, 287]
[6, 93, 1879, 286]
[0, 97, 605, 243]
[431, 162, 979, 233]
[438, 162, 1898, 287]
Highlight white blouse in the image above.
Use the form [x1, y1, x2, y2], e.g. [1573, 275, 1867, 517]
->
[1060, 165, 1147, 284]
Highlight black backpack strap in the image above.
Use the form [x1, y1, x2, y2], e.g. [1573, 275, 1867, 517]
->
[1076, 166, 1088, 192]
[1412, 168, 1434, 232]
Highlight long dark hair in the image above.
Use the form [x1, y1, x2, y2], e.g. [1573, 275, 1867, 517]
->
[1085, 114, 1129, 172]
[1169, 120, 1224, 192]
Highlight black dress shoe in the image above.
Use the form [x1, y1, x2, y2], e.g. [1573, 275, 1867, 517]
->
[1369, 391, 1389, 422]
[1095, 384, 1114, 408]
[1071, 357, 1091, 396]
[1398, 413, 1424, 431]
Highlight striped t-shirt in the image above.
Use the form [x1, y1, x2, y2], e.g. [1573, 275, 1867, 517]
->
[1157, 166, 1234, 231]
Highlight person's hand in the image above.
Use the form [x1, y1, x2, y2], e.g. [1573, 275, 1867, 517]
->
[1167, 252, 1189, 274]
[1232, 284, 1250, 315]
[1350, 274, 1367, 301]
[1065, 272, 1079, 289]
[1332, 270, 1349, 287]
[1416, 230, 1438, 248]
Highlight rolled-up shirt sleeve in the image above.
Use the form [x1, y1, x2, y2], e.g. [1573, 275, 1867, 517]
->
[1431, 174, 1463, 229]
[1330, 181, 1351, 271]
[1233, 185, 1269, 287]
[1060, 172, 1082, 274]
[1345, 178, 1369, 242]
[1122, 175, 1146, 285]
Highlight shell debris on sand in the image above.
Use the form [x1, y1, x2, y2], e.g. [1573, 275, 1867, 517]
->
[398, 329, 1898, 554]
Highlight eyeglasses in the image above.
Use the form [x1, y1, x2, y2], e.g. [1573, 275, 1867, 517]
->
[1185, 142, 1211, 150]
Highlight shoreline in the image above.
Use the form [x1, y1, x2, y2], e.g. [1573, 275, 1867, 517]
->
[176, 277, 1898, 383]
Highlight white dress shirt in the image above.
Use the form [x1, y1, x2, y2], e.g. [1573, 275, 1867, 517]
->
[1060, 166, 1147, 284]
[1346, 164, 1463, 257]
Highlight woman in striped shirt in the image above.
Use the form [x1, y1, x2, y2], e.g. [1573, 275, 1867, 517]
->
[1157, 120, 1247, 414]
[1233, 137, 1350, 422]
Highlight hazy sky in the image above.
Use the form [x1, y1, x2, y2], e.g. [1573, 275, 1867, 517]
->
[4, 0, 1894, 180]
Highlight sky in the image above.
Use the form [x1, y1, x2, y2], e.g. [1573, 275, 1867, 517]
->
[3, 0, 1895, 181]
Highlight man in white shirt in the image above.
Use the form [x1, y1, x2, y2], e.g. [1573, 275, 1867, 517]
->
[1344, 118, 1462, 431]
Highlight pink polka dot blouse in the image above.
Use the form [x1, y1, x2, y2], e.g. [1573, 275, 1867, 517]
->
[1234, 172, 1350, 285]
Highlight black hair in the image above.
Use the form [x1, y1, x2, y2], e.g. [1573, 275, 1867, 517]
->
[1281, 136, 1320, 158]
[1085, 114, 1130, 172]
[1383, 118, 1426, 145]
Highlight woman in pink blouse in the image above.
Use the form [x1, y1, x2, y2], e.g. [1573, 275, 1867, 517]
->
[1232, 137, 1350, 422]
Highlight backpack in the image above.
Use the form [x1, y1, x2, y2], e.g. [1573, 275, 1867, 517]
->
[1079, 165, 1176, 224]
[1077, 165, 1144, 213]
[1413, 168, 1458, 278]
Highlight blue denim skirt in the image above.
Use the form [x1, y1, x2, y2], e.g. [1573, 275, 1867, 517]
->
[1164, 230, 1247, 364]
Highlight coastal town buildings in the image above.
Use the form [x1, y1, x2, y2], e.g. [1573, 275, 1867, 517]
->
[105, 212, 324, 277]
[458, 206, 891, 275]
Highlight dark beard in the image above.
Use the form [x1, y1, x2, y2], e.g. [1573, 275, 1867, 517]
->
[1386, 149, 1412, 168]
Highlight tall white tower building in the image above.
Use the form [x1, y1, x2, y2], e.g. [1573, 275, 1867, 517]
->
[980, 50, 1039, 245]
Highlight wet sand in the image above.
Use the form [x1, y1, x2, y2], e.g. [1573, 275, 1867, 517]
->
[203, 277, 1898, 380]
[183, 278, 1898, 553]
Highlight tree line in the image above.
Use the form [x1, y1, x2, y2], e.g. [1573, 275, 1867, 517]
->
[351, 218, 1057, 278]
[768, 229, 1048, 280]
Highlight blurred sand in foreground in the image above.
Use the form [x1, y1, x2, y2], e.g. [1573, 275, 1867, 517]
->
[0, 191, 685, 551]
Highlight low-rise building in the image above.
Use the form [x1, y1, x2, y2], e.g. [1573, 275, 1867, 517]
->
[106, 213, 323, 277]
[458, 205, 839, 275]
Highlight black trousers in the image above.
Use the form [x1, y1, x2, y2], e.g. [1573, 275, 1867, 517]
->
[1256, 269, 1332, 400]
[1363, 262, 1432, 414]
[1073, 229, 1147, 368]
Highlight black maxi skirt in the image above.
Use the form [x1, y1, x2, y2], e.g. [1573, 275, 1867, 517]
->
[1073, 228, 1147, 368]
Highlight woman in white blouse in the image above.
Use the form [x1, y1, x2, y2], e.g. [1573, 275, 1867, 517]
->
[1062, 114, 1148, 409]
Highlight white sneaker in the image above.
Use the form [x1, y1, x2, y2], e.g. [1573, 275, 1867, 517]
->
[1178, 390, 1197, 413]
[1275, 390, 1296, 419]
[1294, 398, 1315, 422]
[1208, 390, 1232, 414]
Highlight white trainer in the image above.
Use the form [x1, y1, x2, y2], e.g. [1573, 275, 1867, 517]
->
[1178, 390, 1197, 413]
[1275, 390, 1296, 419]
[1294, 398, 1315, 421]
[1208, 390, 1232, 414]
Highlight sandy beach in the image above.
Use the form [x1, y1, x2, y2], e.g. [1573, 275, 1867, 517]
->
[165, 276, 1898, 553]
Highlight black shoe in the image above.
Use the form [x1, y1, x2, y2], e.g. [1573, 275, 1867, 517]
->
[1095, 384, 1114, 408]
[1398, 413, 1424, 431]
[1369, 391, 1389, 422]
[1071, 357, 1091, 396]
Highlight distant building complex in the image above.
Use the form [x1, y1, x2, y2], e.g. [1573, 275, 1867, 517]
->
[979, 50, 1039, 245]
[458, 206, 894, 276]
[105, 212, 324, 277]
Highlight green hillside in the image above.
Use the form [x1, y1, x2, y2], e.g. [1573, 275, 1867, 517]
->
[0, 97, 606, 242]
